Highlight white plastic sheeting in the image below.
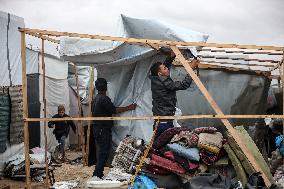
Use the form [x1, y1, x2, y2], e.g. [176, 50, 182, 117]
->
[0, 11, 24, 86]
[60, 15, 209, 146]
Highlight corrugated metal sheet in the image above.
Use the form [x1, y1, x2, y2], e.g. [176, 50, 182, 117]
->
[0, 87, 10, 153]
[9, 85, 23, 144]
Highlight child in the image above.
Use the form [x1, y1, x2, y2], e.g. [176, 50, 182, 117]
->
[48, 105, 76, 161]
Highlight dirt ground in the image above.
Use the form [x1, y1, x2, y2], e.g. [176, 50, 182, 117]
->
[0, 150, 112, 189]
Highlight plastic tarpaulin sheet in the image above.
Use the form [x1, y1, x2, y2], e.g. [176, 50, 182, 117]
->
[0, 11, 24, 86]
[60, 15, 209, 146]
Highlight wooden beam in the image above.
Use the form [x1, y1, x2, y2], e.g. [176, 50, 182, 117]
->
[21, 32, 31, 189]
[85, 65, 95, 166]
[199, 55, 278, 63]
[18, 28, 284, 51]
[24, 114, 284, 122]
[74, 65, 83, 151]
[199, 61, 274, 68]
[41, 39, 50, 187]
[171, 46, 271, 187]
[26, 31, 59, 44]
[201, 49, 283, 55]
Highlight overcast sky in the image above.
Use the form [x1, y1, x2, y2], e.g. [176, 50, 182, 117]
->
[1, 0, 284, 54]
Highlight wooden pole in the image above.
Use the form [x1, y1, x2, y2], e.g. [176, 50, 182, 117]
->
[171, 46, 271, 187]
[21, 32, 31, 189]
[24, 114, 284, 122]
[85, 65, 94, 165]
[201, 48, 283, 55]
[41, 39, 50, 187]
[19, 28, 284, 51]
[74, 65, 83, 151]
[282, 52, 284, 136]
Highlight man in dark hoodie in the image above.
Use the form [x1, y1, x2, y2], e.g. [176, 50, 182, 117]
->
[48, 105, 76, 160]
[92, 78, 136, 178]
[150, 49, 199, 139]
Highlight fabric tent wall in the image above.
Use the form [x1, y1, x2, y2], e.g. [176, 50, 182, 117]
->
[0, 11, 24, 86]
[59, 15, 271, 149]
[171, 67, 271, 129]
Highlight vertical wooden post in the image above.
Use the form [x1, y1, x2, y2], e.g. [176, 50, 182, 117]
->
[74, 65, 83, 151]
[85, 65, 94, 165]
[42, 39, 50, 187]
[171, 46, 271, 187]
[21, 32, 31, 189]
[282, 52, 284, 136]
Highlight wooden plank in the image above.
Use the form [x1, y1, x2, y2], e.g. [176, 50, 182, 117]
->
[85, 65, 95, 165]
[170, 46, 271, 187]
[199, 55, 278, 63]
[24, 114, 284, 122]
[282, 52, 284, 136]
[74, 65, 83, 151]
[201, 49, 283, 55]
[21, 32, 31, 189]
[41, 39, 50, 187]
[18, 28, 284, 51]
[26, 32, 59, 44]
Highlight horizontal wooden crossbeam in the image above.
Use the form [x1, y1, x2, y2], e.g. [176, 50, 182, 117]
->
[19, 28, 284, 51]
[24, 114, 284, 122]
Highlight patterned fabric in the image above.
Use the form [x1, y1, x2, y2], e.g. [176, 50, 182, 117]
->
[153, 126, 191, 149]
[170, 131, 199, 147]
[200, 148, 223, 165]
[167, 143, 200, 161]
[193, 126, 217, 134]
[198, 132, 223, 154]
[150, 154, 186, 174]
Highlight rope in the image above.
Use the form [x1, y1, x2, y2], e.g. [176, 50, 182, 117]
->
[128, 118, 160, 188]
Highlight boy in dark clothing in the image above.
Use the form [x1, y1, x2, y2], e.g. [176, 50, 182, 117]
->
[150, 49, 199, 139]
[92, 78, 136, 178]
[48, 105, 76, 160]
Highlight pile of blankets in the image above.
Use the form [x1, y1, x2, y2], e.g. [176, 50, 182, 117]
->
[144, 126, 224, 183]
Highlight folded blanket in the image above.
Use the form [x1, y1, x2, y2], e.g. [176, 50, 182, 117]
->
[150, 154, 186, 174]
[153, 127, 191, 149]
[198, 132, 223, 153]
[170, 131, 199, 148]
[193, 127, 217, 134]
[167, 143, 200, 161]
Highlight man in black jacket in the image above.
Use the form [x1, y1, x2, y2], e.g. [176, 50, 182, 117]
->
[48, 105, 76, 160]
[92, 78, 136, 178]
[150, 49, 199, 139]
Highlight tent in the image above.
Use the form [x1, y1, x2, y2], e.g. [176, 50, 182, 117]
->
[59, 15, 271, 149]
[0, 11, 72, 174]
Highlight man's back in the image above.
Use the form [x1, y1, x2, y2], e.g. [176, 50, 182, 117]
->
[92, 93, 116, 128]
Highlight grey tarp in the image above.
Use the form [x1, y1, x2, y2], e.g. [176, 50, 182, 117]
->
[60, 15, 270, 148]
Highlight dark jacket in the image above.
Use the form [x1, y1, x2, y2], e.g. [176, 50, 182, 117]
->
[48, 114, 76, 140]
[150, 75, 192, 116]
[92, 94, 116, 129]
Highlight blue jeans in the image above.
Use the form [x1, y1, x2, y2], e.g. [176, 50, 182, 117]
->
[58, 135, 66, 153]
[153, 121, 174, 140]
[92, 127, 112, 178]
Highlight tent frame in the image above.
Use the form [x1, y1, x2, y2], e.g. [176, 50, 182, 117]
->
[18, 28, 284, 188]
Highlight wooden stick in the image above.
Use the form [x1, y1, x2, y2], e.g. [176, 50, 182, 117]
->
[85, 65, 94, 165]
[282, 52, 284, 136]
[24, 114, 284, 122]
[199, 61, 274, 68]
[26, 32, 59, 44]
[171, 46, 271, 187]
[41, 39, 50, 187]
[74, 65, 83, 151]
[174, 62, 272, 78]
[201, 49, 283, 55]
[21, 32, 31, 189]
[18, 28, 284, 51]
[199, 55, 278, 63]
